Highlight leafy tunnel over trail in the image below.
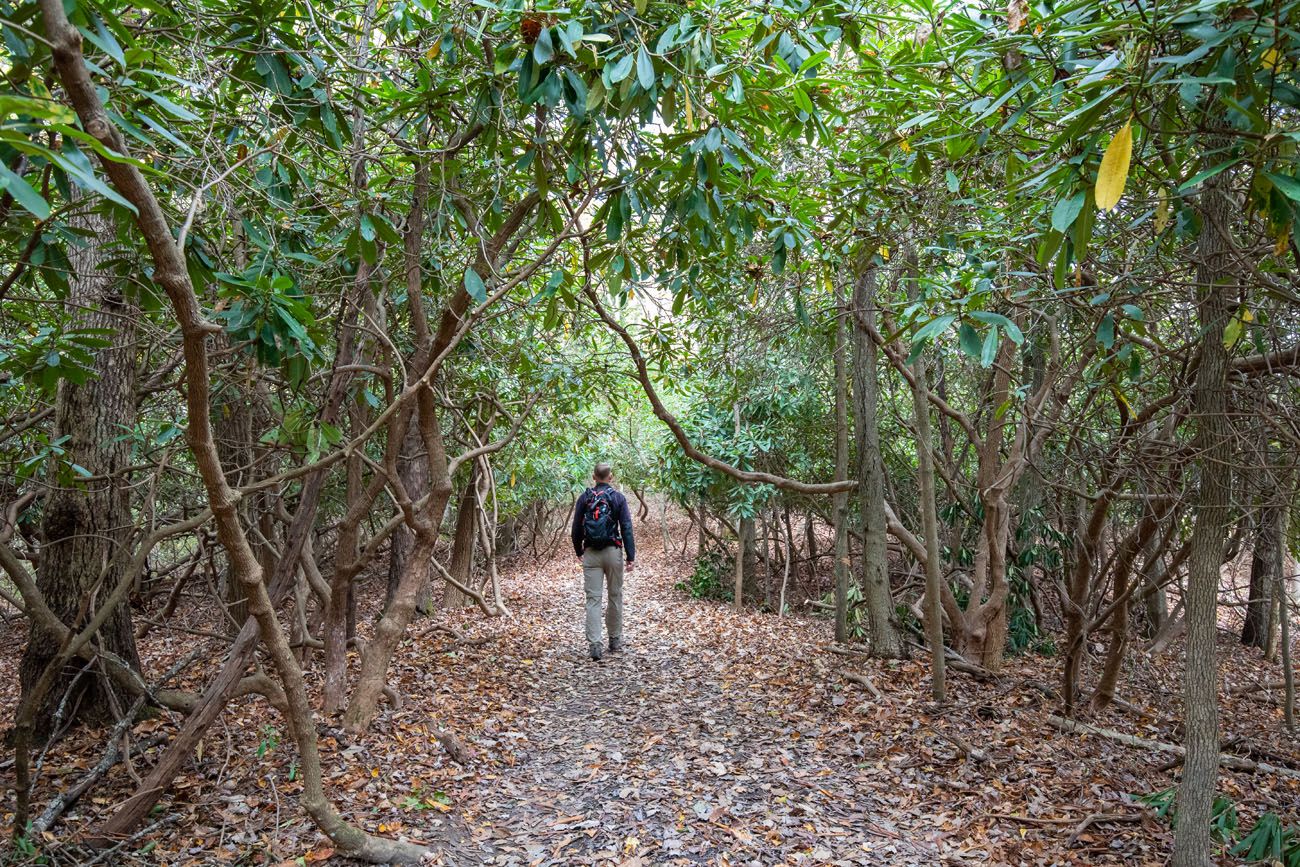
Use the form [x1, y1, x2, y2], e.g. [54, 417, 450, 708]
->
[1, 0, 1299, 864]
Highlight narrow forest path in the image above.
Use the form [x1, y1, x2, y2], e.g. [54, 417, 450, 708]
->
[412, 517, 939, 866]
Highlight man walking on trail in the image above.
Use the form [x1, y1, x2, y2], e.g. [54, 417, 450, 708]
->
[572, 463, 636, 661]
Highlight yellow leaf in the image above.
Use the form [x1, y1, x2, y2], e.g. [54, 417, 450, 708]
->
[510, 472, 516, 487]
[371, 768, 379, 777]
[1262, 47, 1280, 71]
[898, 137, 911, 153]
[1154, 188, 1169, 234]
[682, 87, 695, 130]
[426, 41, 441, 60]
[1275, 230, 1290, 256]
[878, 245, 890, 261]
[1223, 306, 1249, 349]
[1095, 119, 1133, 211]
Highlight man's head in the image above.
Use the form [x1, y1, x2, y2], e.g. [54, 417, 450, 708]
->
[593, 462, 613, 483]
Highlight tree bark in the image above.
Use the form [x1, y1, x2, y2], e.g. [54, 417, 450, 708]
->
[386, 416, 431, 613]
[833, 281, 851, 643]
[442, 467, 481, 609]
[19, 205, 141, 736]
[906, 269, 947, 703]
[1172, 164, 1235, 867]
[1242, 462, 1285, 650]
[849, 264, 905, 657]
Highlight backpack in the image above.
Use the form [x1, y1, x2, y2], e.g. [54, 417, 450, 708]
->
[582, 487, 619, 549]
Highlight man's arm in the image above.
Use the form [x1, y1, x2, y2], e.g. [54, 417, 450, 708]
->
[619, 493, 636, 563]
[571, 491, 586, 557]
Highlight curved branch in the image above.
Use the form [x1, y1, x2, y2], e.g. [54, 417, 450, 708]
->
[583, 287, 853, 496]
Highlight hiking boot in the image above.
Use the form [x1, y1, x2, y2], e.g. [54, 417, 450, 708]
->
[609, 639, 624, 653]
[589, 641, 603, 661]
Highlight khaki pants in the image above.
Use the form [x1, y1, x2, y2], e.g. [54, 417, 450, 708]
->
[582, 546, 624, 646]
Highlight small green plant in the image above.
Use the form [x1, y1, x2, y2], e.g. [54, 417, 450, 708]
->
[14, 831, 38, 858]
[676, 550, 732, 601]
[1210, 795, 1239, 845]
[1138, 790, 1300, 863]
[400, 787, 452, 811]
[256, 724, 280, 759]
[1231, 813, 1300, 864]
[1136, 787, 1176, 821]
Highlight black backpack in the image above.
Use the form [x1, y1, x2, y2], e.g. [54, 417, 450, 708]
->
[582, 487, 619, 549]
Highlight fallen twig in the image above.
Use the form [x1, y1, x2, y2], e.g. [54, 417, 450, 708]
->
[1046, 714, 1300, 780]
[1065, 812, 1145, 847]
[932, 729, 991, 764]
[842, 670, 884, 700]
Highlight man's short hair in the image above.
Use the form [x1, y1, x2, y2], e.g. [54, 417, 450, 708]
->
[593, 463, 612, 481]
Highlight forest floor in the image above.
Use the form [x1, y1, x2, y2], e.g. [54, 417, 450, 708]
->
[2, 512, 1299, 865]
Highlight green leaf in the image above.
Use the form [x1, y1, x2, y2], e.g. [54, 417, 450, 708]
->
[945, 170, 959, 193]
[1097, 313, 1115, 349]
[727, 73, 744, 103]
[533, 27, 554, 65]
[0, 94, 76, 123]
[1178, 158, 1241, 193]
[608, 53, 634, 84]
[912, 313, 957, 344]
[1265, 171, 1300, 203]
[636, 47, 655, 91]
[968, 311, 1024, 345]
[957, 322, 981, 359]
[0, 163, 50, 220]
[791, 86, 813, 115]
[463, 268, 487, 303]
[139, 89, 200, 121]
[1051, 191, 1086, 233]
[979, 327, 999, 367]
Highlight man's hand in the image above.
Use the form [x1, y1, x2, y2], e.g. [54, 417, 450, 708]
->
[626, 560, 636, 572]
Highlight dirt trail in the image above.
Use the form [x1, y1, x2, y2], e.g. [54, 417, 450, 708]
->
[412, 518, 938, 866]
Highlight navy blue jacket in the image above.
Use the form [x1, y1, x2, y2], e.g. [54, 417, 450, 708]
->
[571, 483, 636, 561]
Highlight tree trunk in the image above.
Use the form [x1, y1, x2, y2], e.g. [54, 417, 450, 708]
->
[1243, 464, 1285, 650]
[1172, 164, 1234, 867]
[906, 274, 947, 703]
[386, 416, 430, 613]
[741, 515, 760, 601]
[19, 207, 141, 736]
[833, 280, 851, 643]
[850, 265, 905, 658]
[442, 467, 480, 609]
[213, 368, 253, 634]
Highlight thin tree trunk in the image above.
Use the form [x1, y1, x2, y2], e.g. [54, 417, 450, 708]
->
[1278, 500, 1295, 733]
[779, 506, 794, 616]
[1172, 163, 1234, 867]
[850, 264, 905, 657]
[833, 281, 851, 643]
[732, 518, 749, 610]
[386, 417, 429, 613]
[1243, 464, 1284, 650]
[907, 303, 947, 704]
[442, 468, 480, 609]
